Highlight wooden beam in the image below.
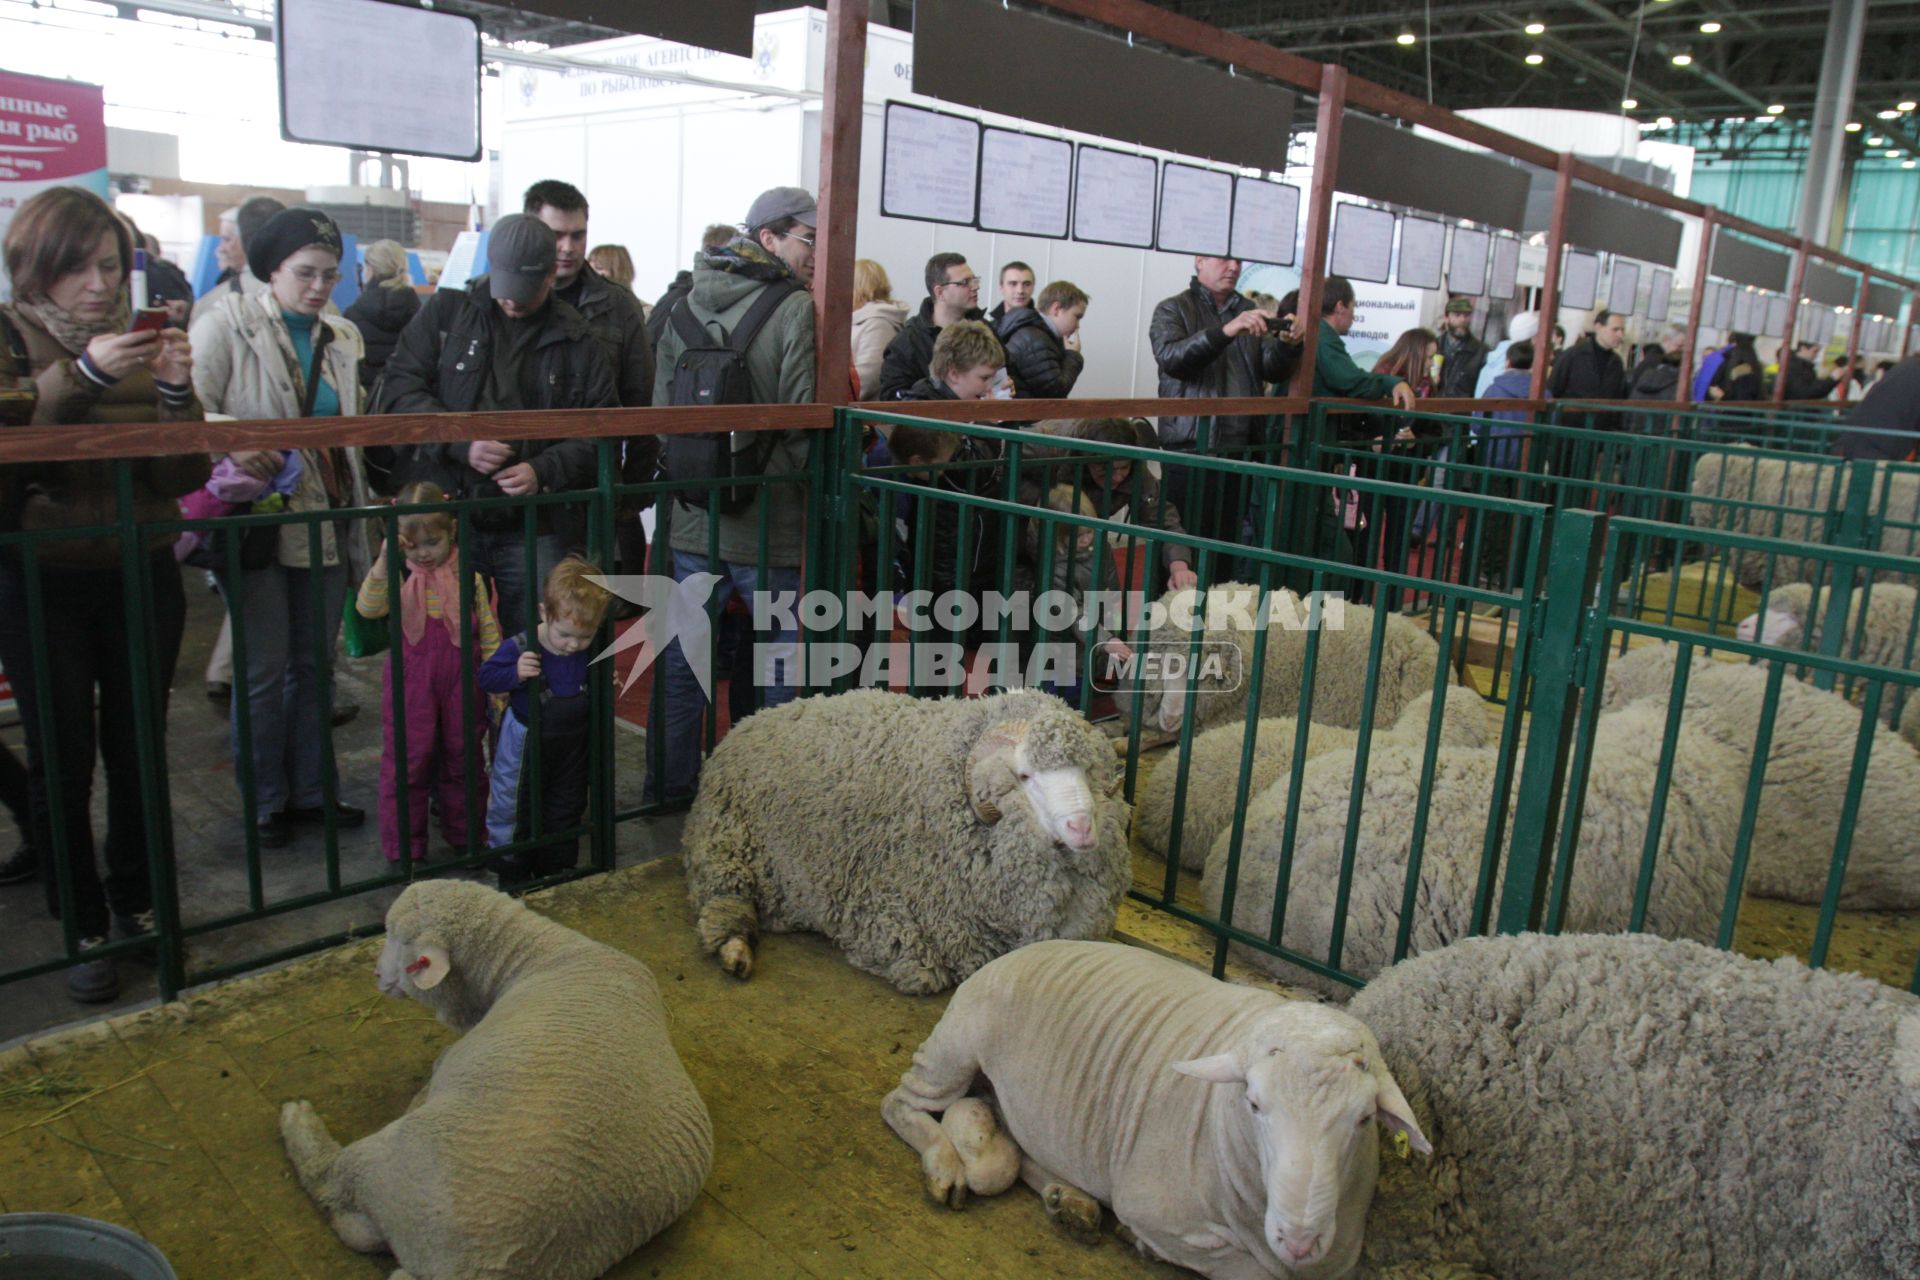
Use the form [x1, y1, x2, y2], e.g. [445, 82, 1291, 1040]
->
[1530, 152, 1575, 402]
[1840, 269, 1869, 403]
[813, 0, 867, 400]
[1291, 63, 1348, 398]
[1774, 237, 1811, 404]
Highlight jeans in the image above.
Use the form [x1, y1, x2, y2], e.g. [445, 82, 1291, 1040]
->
[230, 560, 349, 817]
[464, 528, 568, 640]
[0, 552, 185, 937]
[644, 549, 800, 805]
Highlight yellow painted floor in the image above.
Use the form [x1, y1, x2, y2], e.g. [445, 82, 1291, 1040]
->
[0, 859, 1191, 1280]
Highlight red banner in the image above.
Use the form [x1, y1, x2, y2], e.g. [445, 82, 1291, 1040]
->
[0, 69, 107, 183]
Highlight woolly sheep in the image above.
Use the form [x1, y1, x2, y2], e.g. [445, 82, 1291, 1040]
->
[279, 880, 712, 1280]
[881, 939, 1429, 1278]
[1686, 449, 1920, 587]
[1349, 932, 1920, 1279]
[1125, 583, 1442, 740]
[1138, 686, 1508, 872]
[1599, 641, 1920, 908]
[1736, 580, 1920, 749]
[681, 688, 1130, 995]
[1200, 701, 1742, 1000]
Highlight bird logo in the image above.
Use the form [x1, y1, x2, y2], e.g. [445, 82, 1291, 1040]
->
[589, 572, 725, 699]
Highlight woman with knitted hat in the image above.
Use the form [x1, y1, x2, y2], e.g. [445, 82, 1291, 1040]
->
[188, 206, 374, 853]
[0, 185, 209, 1003]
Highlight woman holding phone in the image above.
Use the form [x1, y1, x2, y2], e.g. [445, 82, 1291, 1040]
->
[189, 207, 372, 854]
[0, 185, 208, 1004]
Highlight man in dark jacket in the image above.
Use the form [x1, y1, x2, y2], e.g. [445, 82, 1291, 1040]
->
[1547, 308, 1630, 430]
[985, 261, 1034, 329]
[646, 222, 738, 349]
[379, 213, 618, 630]
[1435, 296, 1487, 398]
[878, 252, 985, 398]
[1833, 356, 1920, 461]
[1629, 326, 1686, 401]
[1149, 256, 1302, 552]
[997, 280, 1087, 401]
[1782, 339, 1848, 401]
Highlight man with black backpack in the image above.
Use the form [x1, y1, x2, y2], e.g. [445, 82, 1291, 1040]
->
[645, 186, 818, 806]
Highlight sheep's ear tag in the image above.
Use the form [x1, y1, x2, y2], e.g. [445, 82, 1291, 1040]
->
[1373, 1071, 1432, 1157]
[407, 943, 451, 990]
[1391, 1130, 1411, 1160]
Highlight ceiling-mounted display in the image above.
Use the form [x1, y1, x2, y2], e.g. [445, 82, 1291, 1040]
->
[1647, 267, 1673, 323]
[1804, 260, 1854, 308]
[1607, 260, 1640, 317]
[1336, 112, 1531, 232]
[1560, 250, 1601, 311]
[1156, 163, 1234, 257]
[279, 0, 481, 160]
[1710, 234, 1791, 293]
[1330, 202, 1396, 285]
[1448, 227, 1491, 296]
[1489, 236, 1522, 301]
[1563, 186, 1685, 268]
[880, 102, 980, 226]
[1231, 177, 1301, 266]
[1395, 217, 1446, 291]
[977, 128, 1073, 238]
[492, 0, 755, 56]
[1072, 144, 1157, 249]
[1865, 281, 1904, 320]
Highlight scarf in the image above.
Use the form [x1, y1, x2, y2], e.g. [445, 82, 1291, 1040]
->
[699, 236, 796, 284]
[399, 558, 465, 647]
[11, 293, 131, 357]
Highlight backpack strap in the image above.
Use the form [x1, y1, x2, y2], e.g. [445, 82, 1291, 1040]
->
[668, 294, 712, 350]
[727, 280, 800, 355]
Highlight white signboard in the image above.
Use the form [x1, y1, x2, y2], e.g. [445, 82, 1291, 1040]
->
[1647, 267, 1673, 323]
[280, 0, 482, 160]
[1395, 216, 1446, 291]
[1732, 288, 1756, 334]
[1764, 294, 1789, 336]
[1156, 162, 1234, 256]
[881, 101, 980, 225]
[1072, 145, 1157, 248]
[1561, 249, 1601, 311]
[1607, 260, 1640, 317]
[1231, 177, 1300, 266]
[1330, 202, 1395, 285]
[1448, 227, 1491, 297]
[977, 128, 1072, 238]
[1489, 235, 1521, 301]
[1715, 281, 1736, 329]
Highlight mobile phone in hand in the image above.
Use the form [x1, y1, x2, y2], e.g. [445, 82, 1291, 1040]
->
[127, 308, 168, 335]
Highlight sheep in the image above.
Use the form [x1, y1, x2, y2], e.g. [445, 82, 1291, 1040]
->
[1598, 640, 1920, 909]
[1124, 582, 1442, 740]
[278, 880, 712, 1280]
[1200, 700, 1743, 1000]
[880, 939, 1429, 1279]
[1137, 686, 1509, 872]
[1685, 448, 1920, 587]
[1736, 580, 1920, 749]
[1348, 932, 1920, 1280]
[680, 687, 1130, 995]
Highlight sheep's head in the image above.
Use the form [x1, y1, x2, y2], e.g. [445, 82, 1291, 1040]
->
[1143, 584, 1261, 735]
[376, 880, 521, 1020]
[1736, 582, 1815, 646]
[1173, 1003, 1429, 1275]
[966, 710, 1117, 852]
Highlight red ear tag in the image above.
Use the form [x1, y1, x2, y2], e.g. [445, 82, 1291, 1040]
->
[405, 956, 431, 975]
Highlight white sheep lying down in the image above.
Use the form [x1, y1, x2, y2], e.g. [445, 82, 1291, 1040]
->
[1601, 641, 1920, 909]
[1137, 686, 1508, 872]
[1349, 932, 1920, 1280]
[1125, 583, 1442, 740]
[1737, 579, 1920, 749]
[279, 881, 712, 1280]
[1201, 699, 1743, 1000]
[881, 940, 1429, 1279]
[681, 688, 1130, 995]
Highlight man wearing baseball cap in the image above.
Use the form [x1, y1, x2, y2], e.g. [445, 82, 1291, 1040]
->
[1435, 296, 1487, 399]
[644, 185, 818, 806]
[379, 212, 617, 631]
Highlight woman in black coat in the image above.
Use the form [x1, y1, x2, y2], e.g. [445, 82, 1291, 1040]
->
[344, 239, 420, 392]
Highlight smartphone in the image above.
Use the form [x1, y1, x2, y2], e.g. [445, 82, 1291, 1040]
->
[127, 307, 168, 335]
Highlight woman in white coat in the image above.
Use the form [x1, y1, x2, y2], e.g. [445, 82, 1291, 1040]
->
[188, 208, 373, 850]
[850, 259, 907, 400]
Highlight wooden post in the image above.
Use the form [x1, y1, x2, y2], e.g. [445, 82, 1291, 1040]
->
[1774, 236, 1810, 403]
[1840, 269, 1869, 403]
[1291, 63, 1347, 398]
[1529, 152, 1574, 402]
[813, 0, 867, 402]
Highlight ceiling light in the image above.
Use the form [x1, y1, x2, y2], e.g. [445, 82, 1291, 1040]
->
[1656, 115, 1675, 128]
[1397, 30, 1417, 45]
[1846, 121, 1863, 132]
[1879, 109, 1902, 120]
[1905, 160, 1918, 169]
[1525, 52, 1545, 65]
[1901, 101, 1918, 112]
[1622, 98, 1639, 110]
[1767, 104, 1785, 114]
[1869, 136, 1888, 146]
[1525, 21, 1546, 35]
[1699, 21, 1722, 33]
[1670, 52, 1694, 66]
[1888, 149, 1905, 158]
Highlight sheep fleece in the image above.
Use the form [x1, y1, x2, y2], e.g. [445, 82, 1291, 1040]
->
[1350, 932, 1920, 1280]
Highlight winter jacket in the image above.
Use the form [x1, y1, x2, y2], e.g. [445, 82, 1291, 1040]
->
[1691, 346, 1732, 402]
[652, 243, 815, 568]
[885, 386, 1021, 618]
[378, 275, 617, 531]
[564, 263, 659, 507]
[646, 270, 692, 350]
[344, 281, 420, 391]
[851, 299, 908, 400]
[1628, 349, 1681, 401]
[1150, 279, 1300, 449]
[1435, 328, 1488, 399]
[1834, 357, 1920, 461]
[1782, 354, 1840, 402]
[1710, 341, 1766, 402]
[1310, 320, 1405, 406]
[189, 288, 372, 572]
[878, 298, 985, 400]
[1546, 336, 1630, 403]
[0, 304, 209, 569]
[997, 307, 1084, 401]
[1474, 367, 1534, 470]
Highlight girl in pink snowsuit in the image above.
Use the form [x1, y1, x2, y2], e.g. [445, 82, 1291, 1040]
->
[353, 482, 501, 864]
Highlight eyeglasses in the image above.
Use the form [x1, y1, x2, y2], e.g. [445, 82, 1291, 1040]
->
[782, 231, 815, 248]
[288, 267, 342, 287]
[941, 276, 981, 290]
